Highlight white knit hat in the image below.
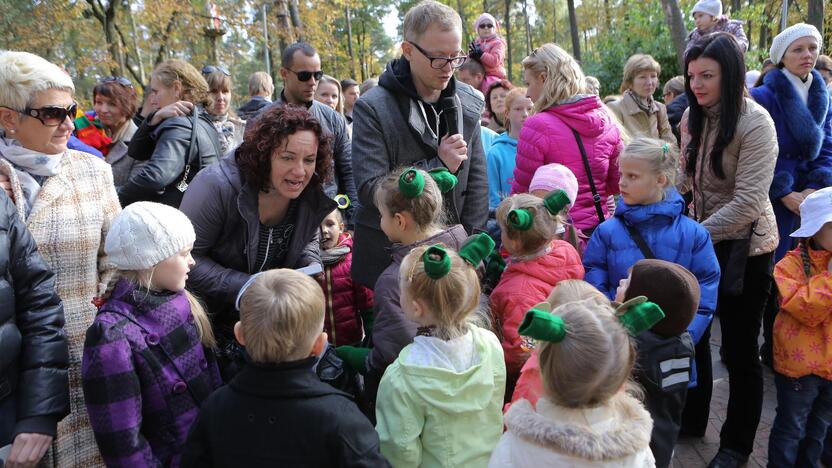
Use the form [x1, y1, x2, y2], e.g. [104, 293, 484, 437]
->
[770, 23, 823, 65]
[691, 0, 722, 18]
[104, 202, 196, 270]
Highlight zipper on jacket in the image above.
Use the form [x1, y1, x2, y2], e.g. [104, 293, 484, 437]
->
[258, 227, 274, 272]
[325, 267, 336, 345]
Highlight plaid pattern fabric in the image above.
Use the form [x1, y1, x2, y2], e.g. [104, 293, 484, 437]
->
[0, 150, 121, 467]
[82, 279, 221, 467]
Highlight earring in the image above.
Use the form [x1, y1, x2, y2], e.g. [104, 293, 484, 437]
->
[8, 129, 14, 134]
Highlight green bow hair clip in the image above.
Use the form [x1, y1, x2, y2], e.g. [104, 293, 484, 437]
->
[543, 189, 570, 215]
[458, 233, 495, 267]
[508, 209, 533, 231]
[428, 167, 458, 194]
[422, 244, 452, 279]
[518, 304, 567, 343]
[615, 296, 666, 335]
[398, 168, 426, 199]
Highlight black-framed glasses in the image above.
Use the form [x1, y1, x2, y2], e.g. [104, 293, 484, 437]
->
[2, 103, 78, 127]
[100, 76, 133, 87]
[202, 65, 230, 76]
[478, 23, 494, 29]
[285, 69, 324, 82]
[408, 42, 467, 70]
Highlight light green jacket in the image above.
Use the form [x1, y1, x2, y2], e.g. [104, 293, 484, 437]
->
[375, 326, 507, 467]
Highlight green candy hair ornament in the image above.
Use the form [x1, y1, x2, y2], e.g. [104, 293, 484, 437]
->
[458, 233, 495, 267]
[518, 305, 567, 343]
[422, 244, 452, 279]
[428, 167, 458, 193]
[615, 296, 666, 335]
[398, 168, 426, 199]
[508, 209, 533, 231]
[543, 189, 570, 215]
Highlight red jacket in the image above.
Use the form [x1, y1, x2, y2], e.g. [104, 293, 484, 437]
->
[490, 240, 584, 377]
[319, 233, 373, 346]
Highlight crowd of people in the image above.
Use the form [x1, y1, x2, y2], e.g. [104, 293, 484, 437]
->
[1, 0, 832, 467]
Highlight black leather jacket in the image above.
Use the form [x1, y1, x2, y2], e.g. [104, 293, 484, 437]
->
[0, 193, 68, 444]
[122, 107, 222, 207]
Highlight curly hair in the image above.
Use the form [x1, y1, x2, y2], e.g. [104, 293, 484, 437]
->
[236, 105, 332, 192]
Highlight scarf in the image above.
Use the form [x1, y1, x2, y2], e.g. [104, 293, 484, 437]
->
[74, 112, 112, 155]
[783, 68, 813, 105]
[208, 112, 240, 155]
[0, 136, 62, 215]
[626, 90, 655, 115]
[320, 244, 350, 266]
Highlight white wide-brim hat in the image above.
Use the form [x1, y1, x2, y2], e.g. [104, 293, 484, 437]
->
[791, 187, 832, 238]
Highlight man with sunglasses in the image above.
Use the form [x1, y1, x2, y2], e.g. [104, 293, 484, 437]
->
[351, 0, 488, 290]
[253, 42, 357, 225]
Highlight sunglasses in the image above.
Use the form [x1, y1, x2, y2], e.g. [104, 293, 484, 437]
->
[479, 23, 494, 28]
[202, 65, 230, 76]
[100, 76, 133, 87]
[285, 69, 324, 82]
[2, 103, 78, 127]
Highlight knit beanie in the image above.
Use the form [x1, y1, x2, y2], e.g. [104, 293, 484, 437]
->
[104, 202, 196, 270]
[474, 13, 499, 35]
[691, 0, 722, 18]
[623, 259, 700, 337]
[770, 23, 823, 65]
[529, 164, 579, 207]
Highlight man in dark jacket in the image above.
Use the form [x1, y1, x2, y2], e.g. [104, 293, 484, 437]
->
[237, 71, 274, 120]
[0, 193, 68, 467]
[351, 0, 489, 289]
[253, 43, 358, 224]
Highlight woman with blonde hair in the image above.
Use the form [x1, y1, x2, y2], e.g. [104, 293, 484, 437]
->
[512, 43, 623, 236]
[314, 75, 344, 115]
[0, 50, 122, 467]
[607, 54, 674, 143]
[203, 66, 245, 155]
[122, 58, 222, 207]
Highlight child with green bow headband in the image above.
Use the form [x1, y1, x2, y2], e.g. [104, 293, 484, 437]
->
[375, 237, 507, 467]
[489, 191, 585, 398]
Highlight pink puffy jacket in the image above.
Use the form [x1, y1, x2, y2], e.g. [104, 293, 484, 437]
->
[512, 96, 623, 230]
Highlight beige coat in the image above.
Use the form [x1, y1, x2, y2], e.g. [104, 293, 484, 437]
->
[0, 150, 120, 467]
[679, 98, 779, 256]
[607, 92, 674, 143]
[106, 120, 143, 188]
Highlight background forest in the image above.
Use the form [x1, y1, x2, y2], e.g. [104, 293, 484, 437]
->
[1, 0, 828, 107]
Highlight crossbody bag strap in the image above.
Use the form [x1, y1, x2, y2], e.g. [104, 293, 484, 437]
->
[176, 107, 200, 192]
[570, 128, 605, 224]
[625, 223, 656, 259]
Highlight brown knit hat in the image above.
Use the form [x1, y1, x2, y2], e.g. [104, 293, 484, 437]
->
[623, 259, 700, 337]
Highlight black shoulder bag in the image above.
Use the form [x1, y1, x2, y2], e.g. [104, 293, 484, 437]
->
[571, 128, 605, 225]
[625, 223, 656, 259]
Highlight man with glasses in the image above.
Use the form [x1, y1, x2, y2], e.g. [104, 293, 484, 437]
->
[253, 42, 357, 224]
[351, 0, 488, 290]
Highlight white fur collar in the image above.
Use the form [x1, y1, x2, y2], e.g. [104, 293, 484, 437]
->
[504, 395, 653, 461]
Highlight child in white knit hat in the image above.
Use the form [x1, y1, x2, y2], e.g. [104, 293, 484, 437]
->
[685, 0, 748, 56]
[81, 202, 221, 467]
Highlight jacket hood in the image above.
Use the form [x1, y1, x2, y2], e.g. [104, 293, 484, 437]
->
[614, 189, 685, 226]
[395, 326, 503, 413]
[507, 240, 583, 285]
[543, 96, 610, 138]
[379, 58, 458, 103]
[390, 224, 469, 263]
[491, 132, 517, 148]
[504, 395, 653, 461]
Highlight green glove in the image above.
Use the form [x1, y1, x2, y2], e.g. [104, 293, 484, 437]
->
[483, 250, 506, 290]
[360, 308, 376, 337]
[335, 345, 370, 375]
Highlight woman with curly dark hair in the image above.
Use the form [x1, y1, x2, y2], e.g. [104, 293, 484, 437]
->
[179, 105, 336, 378]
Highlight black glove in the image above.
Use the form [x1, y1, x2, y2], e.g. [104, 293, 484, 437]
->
[468, 41, 484, 60]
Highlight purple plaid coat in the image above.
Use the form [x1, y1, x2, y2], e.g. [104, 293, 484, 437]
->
[81, 279, 221, 467]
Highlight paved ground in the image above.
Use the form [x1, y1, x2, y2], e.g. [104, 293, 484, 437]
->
[672, 319, 776, 467]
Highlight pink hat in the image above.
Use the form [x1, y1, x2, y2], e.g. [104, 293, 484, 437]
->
[529, 164, 579, 209]
[474, 13, 500, 34]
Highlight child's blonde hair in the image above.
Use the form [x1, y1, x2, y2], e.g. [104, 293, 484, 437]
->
[521, 43, 585, 113]
[238, 269, 324, 363]
[399, 244, 481, 340]
[502, 87, 528, 133]
[547, 279, 610, 309]
[538, 300, 635, 408]
[620, 137, 680, 188]
[496, 193, 561, 256]
[374, 167, 445, 232]
[100, 269, 215, 348]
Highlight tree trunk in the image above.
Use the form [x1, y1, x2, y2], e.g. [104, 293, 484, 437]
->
[86, 0, 124, 76]
[566, 0, 580, 62]
[288, 0, 303, 41]
[553, 0, 557, 43]
[522, 0, 532, 56]
[659, 0, 688, 74]
[603, 0, 610, 31]
[154, 12, 177, 66]
[504, 0, 512, 81]
[807, 0, 823, 37]
[345, 5, 356, 79]
[124, 0, 145, 85]
[456, 0, 468, 44]
[274, 0, 293, 54]
[731, 0, 741, 13]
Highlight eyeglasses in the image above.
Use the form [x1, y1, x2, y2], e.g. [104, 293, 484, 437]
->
[100, 76, 133, 87]
[478, 23, 494, 29]
[202, 65, 230, 76]
[2, 103, 78, 127]
[285, 69, 324, 82]
[408, 42, 467, 70]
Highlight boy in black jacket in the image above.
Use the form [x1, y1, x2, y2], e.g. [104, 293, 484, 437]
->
[182, 269, 388, 468]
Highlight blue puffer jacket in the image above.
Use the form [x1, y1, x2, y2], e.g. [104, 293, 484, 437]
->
[750, 69, 832, 261]
[486, 132, 517, 210]
[583, 190, 720, 347]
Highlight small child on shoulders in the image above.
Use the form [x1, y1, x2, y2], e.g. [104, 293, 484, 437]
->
[182, 269, 388, 467]
[685, 0, 749, 55]
[469, 13, 508, 95]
